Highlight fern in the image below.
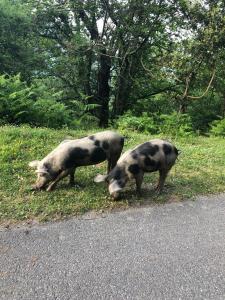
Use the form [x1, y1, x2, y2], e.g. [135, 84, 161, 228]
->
[0, 74, 100, 129]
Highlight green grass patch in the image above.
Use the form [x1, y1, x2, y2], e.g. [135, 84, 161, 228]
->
[1, 125, 225, 224]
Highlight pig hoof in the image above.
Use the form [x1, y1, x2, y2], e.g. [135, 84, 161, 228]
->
[111, 192, 120, 200]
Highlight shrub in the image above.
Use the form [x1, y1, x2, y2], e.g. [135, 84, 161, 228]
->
[116, 111, 194, 137]
[187, 93, 222, 133]
[0, 74, 99, 129]
[69, 99, 99, 128]
[116, 112, 158, 134]
[32, 99, 73, 128]
[0, 74, 72, 128]
[0, 74, 33, 124]
[159, 112, 194, 137]
[210, 118, 225, 137]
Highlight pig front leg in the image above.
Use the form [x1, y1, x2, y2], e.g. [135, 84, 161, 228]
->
[107, 158, 111, 174]
[46, 169, 70, 192]
[68, 168, 83, 187]
[135, 172, 144, 196]
[69, 168, 76, 186]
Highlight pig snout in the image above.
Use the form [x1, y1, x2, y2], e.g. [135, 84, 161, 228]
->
[108, 180, 122, 199]
[111, 191, 120, 200]
[33, 172, 51, 190]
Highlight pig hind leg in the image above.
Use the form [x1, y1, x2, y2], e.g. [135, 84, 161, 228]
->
[135, 172, 144, 195]
[69, 168, 76, 186]
[155, 169, 170, 193]
[107, 151, 122, 173]
[46, 169, 70, 191]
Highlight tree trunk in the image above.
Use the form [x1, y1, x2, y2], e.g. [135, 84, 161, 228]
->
[179, 103, 187, 113]
[178, 96, 188, 114]
[222, 92, 225, 118]
[84, 49, 93, 97]
[97, 49, 111, 127]
[114, 57, 131, 116]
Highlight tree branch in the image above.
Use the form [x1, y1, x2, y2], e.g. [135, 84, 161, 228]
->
[187, 68, 216, 99]
[76, 2, 99, 40]
[140, 56, 155, 78]
[138, 84, 179, 100]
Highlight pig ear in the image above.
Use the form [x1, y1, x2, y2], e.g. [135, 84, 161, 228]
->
[94, 174, 108, 183]
[36, 164, 49, 174]
[35, 168, 48, 174]
[28, 160, 40, 169]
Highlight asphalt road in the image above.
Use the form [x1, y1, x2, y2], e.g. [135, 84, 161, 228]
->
[1, 194, 225, 300]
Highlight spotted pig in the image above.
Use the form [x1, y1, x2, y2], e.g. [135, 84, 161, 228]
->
[94, 139, 179, 199]
[29, 131, 124, 191]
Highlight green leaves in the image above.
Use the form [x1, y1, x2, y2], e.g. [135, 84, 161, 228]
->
[0, 74, 100, 129]
[210, 119, 225, 137]
[0, 0, 224, 130]
[116, 111, 194, 137]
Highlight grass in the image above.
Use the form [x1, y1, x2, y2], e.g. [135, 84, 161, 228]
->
[0, 125, 225, 224]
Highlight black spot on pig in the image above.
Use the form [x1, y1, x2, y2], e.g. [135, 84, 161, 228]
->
[43, 162, 50, 171]
[89, 135, 95, 141]
[163, 144, 172, 155]
[132, 152, 138, 160]
[144, 157, 156, 167]
[120, 137, 124, 147]
[155, 161, 161, 170]
[109, 167, 122, 180]
[138, 143, 150, 156]
[144, 157, 161, 171]
[128, 164, 140, 175]
[174, 147, 179, 156]
[150, 144, 159, 156]
[102, 141, 109, 150]
[117, 179, 125, 188]
[43, 162, 60, 178]
[94, 140, 100, 147]
[64, 147, 89, 168]
[90, 147, 107, 164]
[51, 169, 63, 179]
[139, 142, 159, 156]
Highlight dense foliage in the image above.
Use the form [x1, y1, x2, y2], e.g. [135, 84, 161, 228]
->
[0, 0, 224, 134]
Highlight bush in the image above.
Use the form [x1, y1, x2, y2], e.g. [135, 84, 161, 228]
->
[116, 112, 158, 134]
[159, 112, 194, 137]
[0, 74, 99, 129]
[0, 74, 33, 124]
[187, 93, 222, 133]
[210, 118, 225, 137]
[32, 99, 73, 128]
[69, 99, 99, 129]
[116, 111, 194, 137]
[0, 74, 72, 128]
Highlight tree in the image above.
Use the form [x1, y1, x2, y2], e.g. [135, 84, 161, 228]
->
[0, 0, 45, 81]
[1, 0, 224, 130]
